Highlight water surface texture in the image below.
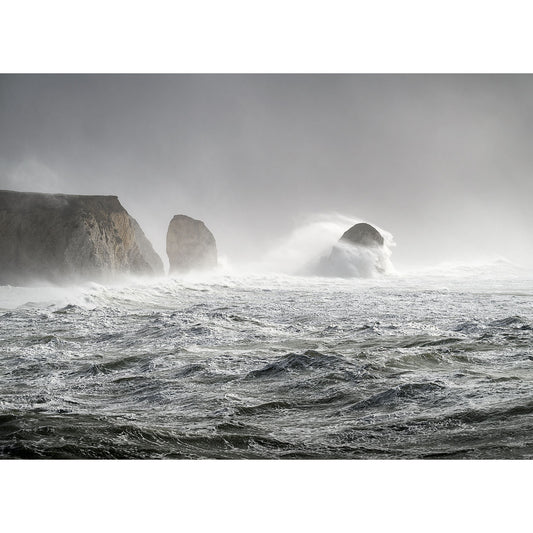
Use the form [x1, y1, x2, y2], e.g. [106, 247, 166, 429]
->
[1, 267, 532, 459]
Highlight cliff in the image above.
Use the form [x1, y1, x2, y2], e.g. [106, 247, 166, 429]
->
[0, 190, 163, 285]
[166, 214, 217, 273]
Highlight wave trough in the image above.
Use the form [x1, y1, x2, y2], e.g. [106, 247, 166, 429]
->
[0, 262, 532, 459]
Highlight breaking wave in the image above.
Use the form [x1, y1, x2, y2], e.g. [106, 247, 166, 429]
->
[245, 213, 396, 277]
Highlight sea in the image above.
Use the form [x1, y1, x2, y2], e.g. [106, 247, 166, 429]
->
[1, 219, 532, 459]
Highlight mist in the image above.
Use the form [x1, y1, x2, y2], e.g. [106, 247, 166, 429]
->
[1, 74, 533, 271]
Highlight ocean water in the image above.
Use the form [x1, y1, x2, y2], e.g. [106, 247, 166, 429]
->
[1, 260, 532, 459]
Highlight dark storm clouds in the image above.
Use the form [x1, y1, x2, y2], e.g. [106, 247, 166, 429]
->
[1, 74, 532, 268]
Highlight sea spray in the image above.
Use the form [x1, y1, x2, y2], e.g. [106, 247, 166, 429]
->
[317, 235, 395, 278]
[251, 213, 395, 277]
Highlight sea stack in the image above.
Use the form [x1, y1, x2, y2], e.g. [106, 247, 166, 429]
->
[320, 222, 389, 278]
[0, 190, 164, 285]
[339, 222, 384, 247]
[166, 215, 217, 273]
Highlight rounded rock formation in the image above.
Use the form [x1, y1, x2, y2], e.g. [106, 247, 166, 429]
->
[340, 222, 384, 247]
[316, 221, 389, 278]
[166, 215, 217, 273]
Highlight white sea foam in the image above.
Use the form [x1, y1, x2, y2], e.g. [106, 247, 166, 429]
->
[1, 214, 531, 310]
[233, 213, 396, 277]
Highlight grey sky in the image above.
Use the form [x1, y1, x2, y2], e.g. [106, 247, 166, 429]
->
[1, 74, 532, 269]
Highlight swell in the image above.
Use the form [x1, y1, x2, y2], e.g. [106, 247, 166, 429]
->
[1, 274, 532, 459]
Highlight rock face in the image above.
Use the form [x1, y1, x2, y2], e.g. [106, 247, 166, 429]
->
[0, 190, 164, 285]
[166, 215, 217, 273]
[339, 222, 384, 247]
[130, 217, 165, 276]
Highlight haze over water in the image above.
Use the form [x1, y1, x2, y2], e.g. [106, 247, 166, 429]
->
[1, 75, 532, 458]
[2, 74, 533, 270]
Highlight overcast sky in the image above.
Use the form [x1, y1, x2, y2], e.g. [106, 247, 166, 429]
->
[1, 74, 532, 269]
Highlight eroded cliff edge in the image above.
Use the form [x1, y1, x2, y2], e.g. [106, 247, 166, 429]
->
[0, 190, 163, 285]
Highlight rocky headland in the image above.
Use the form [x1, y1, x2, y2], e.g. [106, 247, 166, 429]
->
[0, 190, 163, 285]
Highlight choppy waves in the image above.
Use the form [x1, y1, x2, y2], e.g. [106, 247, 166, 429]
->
[1, 267, 532, 458]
